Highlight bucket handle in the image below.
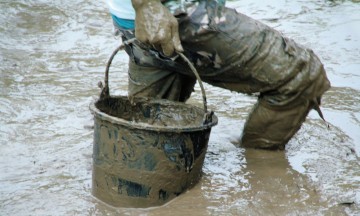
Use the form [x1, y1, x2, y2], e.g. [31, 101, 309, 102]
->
[99, 39, 135, 100]
[99, 39, 213, 124]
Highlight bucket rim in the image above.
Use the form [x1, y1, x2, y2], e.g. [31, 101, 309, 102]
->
[89, 97, 218, 133]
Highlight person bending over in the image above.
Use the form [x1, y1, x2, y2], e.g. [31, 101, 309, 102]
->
[106, 0, 331, 150]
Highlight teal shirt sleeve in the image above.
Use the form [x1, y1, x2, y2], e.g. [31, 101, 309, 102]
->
[111, 15, 135, 30]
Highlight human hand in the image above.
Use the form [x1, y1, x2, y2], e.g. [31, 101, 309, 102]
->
[132, 0, 183, 56]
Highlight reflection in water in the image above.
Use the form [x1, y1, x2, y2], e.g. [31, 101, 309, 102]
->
[0, 0, 359, 215]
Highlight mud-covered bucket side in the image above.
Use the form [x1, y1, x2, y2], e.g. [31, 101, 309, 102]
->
[91, 109, 213, 207]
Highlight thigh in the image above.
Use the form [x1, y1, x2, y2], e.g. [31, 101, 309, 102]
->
[128, 60, 196, 102]
[118, 28, 196, 102]
[178, 2, 323, 95]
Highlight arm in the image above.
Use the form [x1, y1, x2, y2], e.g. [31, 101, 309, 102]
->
[131, 0, 183, 56]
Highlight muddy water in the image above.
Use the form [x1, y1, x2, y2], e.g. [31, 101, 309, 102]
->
[0, 0, 359, 215]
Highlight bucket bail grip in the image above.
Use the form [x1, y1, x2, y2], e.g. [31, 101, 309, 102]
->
[99, 38, 136, 100]
[177, 52, 213, 124]
[99, 39, 213, 125]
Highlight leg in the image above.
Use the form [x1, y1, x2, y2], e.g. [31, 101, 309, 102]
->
[177, 2, 323, 95]
[240, 68, 330, 150]
[117, 28, 196, 102]
[240, 98, 312, 150]
[128, 60, 196, 102]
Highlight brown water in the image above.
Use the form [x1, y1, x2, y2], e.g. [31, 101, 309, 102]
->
[1, 0, 359, 215]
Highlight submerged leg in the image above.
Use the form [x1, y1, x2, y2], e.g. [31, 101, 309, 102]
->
[240, 68, 330, 150]
[240, 98, 313, 150]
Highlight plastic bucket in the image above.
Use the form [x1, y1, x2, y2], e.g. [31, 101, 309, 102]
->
[90, 43, 217, 208]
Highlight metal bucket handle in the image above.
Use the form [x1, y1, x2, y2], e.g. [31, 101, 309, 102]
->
[99, 39, 213, 124]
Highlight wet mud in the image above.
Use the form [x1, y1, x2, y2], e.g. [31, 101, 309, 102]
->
[0, 0, 359, 215]
[94, 96, 216, 130]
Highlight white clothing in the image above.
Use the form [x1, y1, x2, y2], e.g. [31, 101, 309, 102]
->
[107, 0, 135, 20]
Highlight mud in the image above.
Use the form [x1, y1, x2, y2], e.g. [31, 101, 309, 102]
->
[0, 0, 359, 215]
[91, 96, 217, 207]
[93, 96, 216, 130]
[132, 0, 184, 56]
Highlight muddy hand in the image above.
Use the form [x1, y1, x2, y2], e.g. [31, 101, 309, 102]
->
[132, 0, 183, 56]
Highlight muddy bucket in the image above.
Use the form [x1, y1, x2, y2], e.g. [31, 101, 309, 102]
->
[90, 43, 218, 208]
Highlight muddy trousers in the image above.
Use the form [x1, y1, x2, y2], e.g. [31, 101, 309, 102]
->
[118, 1, 331, 150]
[241, 100, 312, 150]
[241, 66, 330, 149]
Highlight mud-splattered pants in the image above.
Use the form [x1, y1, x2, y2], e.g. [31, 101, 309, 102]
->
[115, 1, 330, 149]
